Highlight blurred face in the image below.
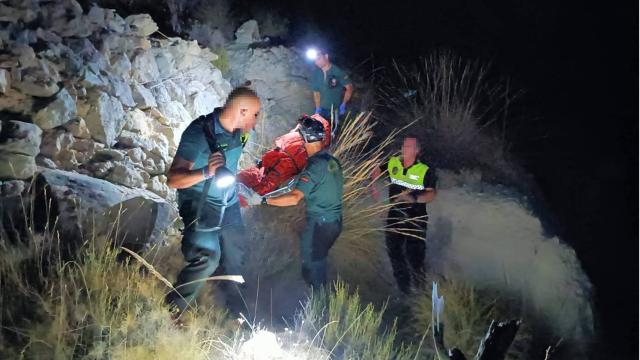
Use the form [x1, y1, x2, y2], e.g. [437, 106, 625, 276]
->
[401, 137, 420, 161]
[233, 96, 261, 132]
[314, 53, 330, 68]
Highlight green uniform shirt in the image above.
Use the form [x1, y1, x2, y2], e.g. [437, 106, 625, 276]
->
[174, 108, 242, 208]
[295, 150, 344, 220]
[310, 64, 352, 111]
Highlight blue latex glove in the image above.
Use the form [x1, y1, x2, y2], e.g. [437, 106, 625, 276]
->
[339, 103, 346, 116]
[237, 183, 263, 206]
[314, 107, 322, 115]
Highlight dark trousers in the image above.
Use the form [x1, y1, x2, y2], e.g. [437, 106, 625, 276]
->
[300, 216, 342, 288]
[385, 208, 427, 293]
[166, 200, 246, 312]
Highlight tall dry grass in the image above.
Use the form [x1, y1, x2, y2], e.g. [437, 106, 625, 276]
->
[379, 52, 520, 182]
[297, 280, 418, 360]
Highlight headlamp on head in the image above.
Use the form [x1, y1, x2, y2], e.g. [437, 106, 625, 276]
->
[305, 48, 319, 61]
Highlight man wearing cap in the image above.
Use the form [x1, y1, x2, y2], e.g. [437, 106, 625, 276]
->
[308, 48, 353, 137]
[241, 116, 344, 288]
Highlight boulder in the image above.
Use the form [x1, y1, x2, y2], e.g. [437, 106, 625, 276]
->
[0, 120, 42, 156]
[13, 79, 59, 97]
[131, 49, 160, 84]
[130, 82, 157, 109]
[63, 117, 91, 139]
[125, 14, 158, 37]
[0, 88, 33, 114]
[40, 128, 78, 169]
[107, 162, 146, 188]
[187, 90, 220, 118]
[84, 91, 126, 145]
[0, 151, 36, 179]
[109, 53, 132, 80]
[235, 20, 260, 44]
[146, 175, 169, 197]
[32, 88, 77, 129]
[33, 168, 177, 250]
[107, 74, 135, 107]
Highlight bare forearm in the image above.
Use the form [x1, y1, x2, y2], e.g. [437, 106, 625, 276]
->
[265, 192, 302, 207]
[313, 92, 321, 108]
[415, 189, 436, 203]
[342, 84, 353, 104]
[167, 168, 206, 189]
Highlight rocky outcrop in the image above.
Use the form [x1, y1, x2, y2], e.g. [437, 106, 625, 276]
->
[0, 1, 230, 245]
[0, 1, 231, 193]
[226, 22, 315, 166]
[33, 168, 177, 249]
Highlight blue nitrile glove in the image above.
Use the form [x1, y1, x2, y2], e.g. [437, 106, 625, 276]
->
[339, 103, 346, 116]
[238, 183, 263, 206]
[314, 107, 322, 115]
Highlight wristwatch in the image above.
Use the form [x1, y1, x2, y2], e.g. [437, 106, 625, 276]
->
[261, 197, 268, 205]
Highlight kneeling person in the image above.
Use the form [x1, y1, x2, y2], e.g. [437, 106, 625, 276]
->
[245, 116, 343, 288]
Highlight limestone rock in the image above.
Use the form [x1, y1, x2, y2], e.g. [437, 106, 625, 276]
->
[36, 154, 58, 169]
[107, 74, 135, 108]
[131, 50, 160, 84]
[93, 148, 126, 162]
[13, 79, 59, 97]
[146, 175, 169, 197]
[40, 128, 74, 158]
[109, 53, 131, 80]
[127, 147, 146, 165]
[125, 14, 158, 37]
[84, 91, 126, 145]
[0, 152, 36, 179]
[187, 90, 220, 118]
[34, 168, 177, 248]
[0, 120, 42, 156]
[152, 49, 175, 79]
[63, 117, 91, 139]
[130, 82, 157, 109]
[0, 179, 26, 197]
[0, 88, 33, 114]
[235, 20, 260, 44]
[33, 88, 77, 129]
[107, 162, 146, 188]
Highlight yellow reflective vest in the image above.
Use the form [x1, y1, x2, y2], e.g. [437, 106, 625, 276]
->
[387, 156, 429, 190]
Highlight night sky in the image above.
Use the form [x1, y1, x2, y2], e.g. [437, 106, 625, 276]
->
[272, 0, 637, 357]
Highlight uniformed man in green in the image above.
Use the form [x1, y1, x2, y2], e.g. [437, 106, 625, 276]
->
[242, 116, 344, 288]
[165, 87, 261, 313]
[371, 136, 437, 294]
[307, 47, 353, 137]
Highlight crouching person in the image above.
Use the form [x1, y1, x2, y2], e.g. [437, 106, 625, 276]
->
[242, 116, 344, 288]
[165, 87, 261, 313]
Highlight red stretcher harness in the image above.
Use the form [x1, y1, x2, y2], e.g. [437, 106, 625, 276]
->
[237, 114, 331, 206]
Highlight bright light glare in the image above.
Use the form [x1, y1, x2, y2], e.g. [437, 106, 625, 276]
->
[305, 48, 318, 60]
[216, 174, 235, 188]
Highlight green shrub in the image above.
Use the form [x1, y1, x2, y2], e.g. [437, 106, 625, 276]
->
[212, 47, 230, 75]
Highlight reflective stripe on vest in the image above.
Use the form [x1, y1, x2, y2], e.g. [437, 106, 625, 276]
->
[387, 156, 429, 190]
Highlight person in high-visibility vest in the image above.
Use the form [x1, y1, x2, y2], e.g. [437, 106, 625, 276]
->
[372, 136, 437, 294]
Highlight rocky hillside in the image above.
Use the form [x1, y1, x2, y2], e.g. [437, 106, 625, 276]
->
[0, 0, 235, 247]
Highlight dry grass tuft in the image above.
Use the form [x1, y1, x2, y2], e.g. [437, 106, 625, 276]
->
[297, 280, 418, 360]
[379, 52, 520, 182]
